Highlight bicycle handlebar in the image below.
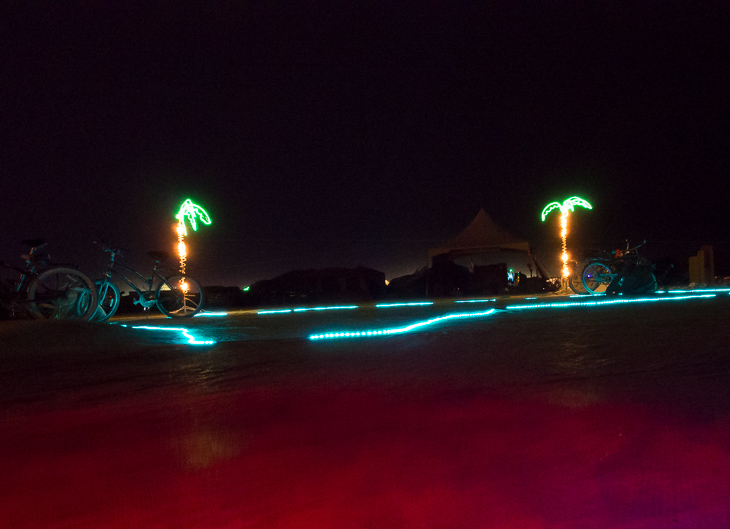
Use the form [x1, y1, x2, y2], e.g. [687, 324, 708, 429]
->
[625, 239, 646, 249]
[93, 239, 128, 257]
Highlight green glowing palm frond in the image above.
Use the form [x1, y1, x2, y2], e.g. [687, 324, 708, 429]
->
[564, 196, 593, 212]
[176, 199, 212, 235]
[541, 196, 592, 221]
[540, 202, 563, 222]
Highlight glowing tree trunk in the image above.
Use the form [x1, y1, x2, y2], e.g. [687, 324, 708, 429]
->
[177, 224, 188, 276]
[560, 211, 569, 277]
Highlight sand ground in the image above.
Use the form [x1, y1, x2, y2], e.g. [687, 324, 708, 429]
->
[1, 292, 729, 528]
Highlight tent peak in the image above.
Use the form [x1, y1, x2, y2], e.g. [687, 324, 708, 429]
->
[429, 209, 530, 257]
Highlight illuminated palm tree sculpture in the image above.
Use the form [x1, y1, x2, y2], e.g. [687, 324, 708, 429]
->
[175, 199, 212, 278]
[541, 196, 592, 280]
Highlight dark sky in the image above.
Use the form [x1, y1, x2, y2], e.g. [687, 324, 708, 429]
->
[2, 2, 728, 286]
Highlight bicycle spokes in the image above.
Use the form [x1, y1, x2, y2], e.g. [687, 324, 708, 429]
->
[156, 276, 203, 318]
[30, 268, 97, 320]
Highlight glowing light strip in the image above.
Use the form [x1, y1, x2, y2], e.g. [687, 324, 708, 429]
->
[121, 324, 216, 345]
[293, 305, 358, 312]
[194, 312, 229, 317]
[665, 288, 730, 294]
[258, 305, 358, 315]
[309, 309, 496, 341]
[455, 299, 496, 303]
[506, 294, 715, 311]
[375, 302, 434, 308]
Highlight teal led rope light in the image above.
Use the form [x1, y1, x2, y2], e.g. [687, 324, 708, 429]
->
[455, 299, 496, 303]
[375, 302, 434, 308]
[258, 305, 358, 315]
[506, 294, 715, 311]
[664, 288, 730, 294]
[294, 305, 358, 312]
[121, 324, 216, 345]
[309, 309, 496, 341]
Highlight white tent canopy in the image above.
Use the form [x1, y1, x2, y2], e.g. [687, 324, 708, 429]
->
[429, 208, 530, 260]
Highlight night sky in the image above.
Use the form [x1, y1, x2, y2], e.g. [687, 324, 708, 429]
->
[2, 3, 728, 286]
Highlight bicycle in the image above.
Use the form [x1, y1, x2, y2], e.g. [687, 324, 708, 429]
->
[567, 248, 615, 295]
[567, 259, 588, 294]
[91, 241, 204, 321]
[581, 241, 658, 296]
[0, 239, 98, 320]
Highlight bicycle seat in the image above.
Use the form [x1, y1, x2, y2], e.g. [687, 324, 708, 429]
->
[21, 238, 47, 249]
[148, 251, 171, 262]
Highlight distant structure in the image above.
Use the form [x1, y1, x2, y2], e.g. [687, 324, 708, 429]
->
[427, 209, 547, 297]
[689, 245, 714, 285]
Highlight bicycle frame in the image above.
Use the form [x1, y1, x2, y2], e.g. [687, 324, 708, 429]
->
[92, 241, 204, 319]
[1, 240, 49, 307]
[0, 261, 36, 308]
[99, 256, 173, 310]
[2, 242, 98, 320]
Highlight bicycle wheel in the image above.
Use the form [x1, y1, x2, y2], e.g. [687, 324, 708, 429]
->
[581, 261, 613, 295]
[27, 267, 98, 321]
[91, 280, 121, 322]
[568, 262, 588, 295]
[156, 276, 203, 318]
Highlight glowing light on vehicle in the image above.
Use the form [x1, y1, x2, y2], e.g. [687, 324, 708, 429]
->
[257, 305, 359, 315]
[541, 196, 592, 278]
[375, 302, 434, 308]
[194, 312, 228, 317]
[174, 199, 212, 277]
[506, 294, 715, 311]
[120, 324, 216, 345]
[309, 309, 496, 341]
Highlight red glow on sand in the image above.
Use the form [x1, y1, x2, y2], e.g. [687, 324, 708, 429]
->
[2, 380, 729, 528]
